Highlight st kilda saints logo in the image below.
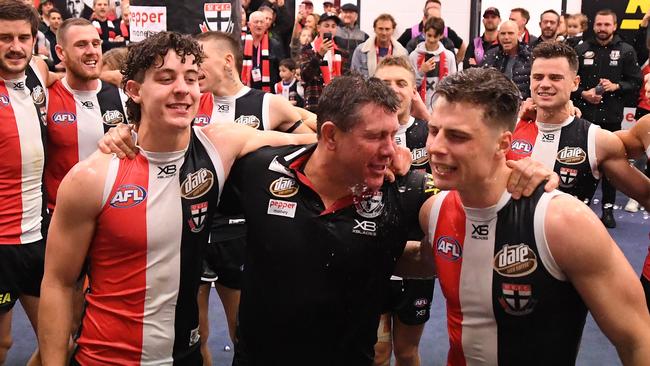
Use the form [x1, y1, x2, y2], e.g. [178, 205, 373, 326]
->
[498, 283, 537, 316]
[269, 177, 299, 197]
[181, 168, 214, 199]
[199, 1, 234, 33]
[493, 243, 538, 277]
[355, 191, 384, 218]
[188, 201, 208, 233]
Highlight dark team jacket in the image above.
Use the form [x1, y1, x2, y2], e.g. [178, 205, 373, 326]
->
[508, 117, 600, 203]
[572, 35, 642, 126]
[230, 144, 434, 366]
[481, 44, 532, 99]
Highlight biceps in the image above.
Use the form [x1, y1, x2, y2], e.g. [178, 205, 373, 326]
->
[45, 210, 95, 285]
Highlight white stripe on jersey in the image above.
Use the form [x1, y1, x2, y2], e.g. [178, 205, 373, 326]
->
[587, 124, 600, 180]
[531, 119, 569, 170]
[210, 86, 249, 124]
[533, 191, 566, 281]
[141, 149, 186, 363]
[62, 79, 106, 161]
[7, 78, 45, 243]
[262, 92, 271, 131]
[458, 192, 510, 366]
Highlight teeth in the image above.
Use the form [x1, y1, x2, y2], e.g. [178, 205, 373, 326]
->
[434, 164, 454, 173]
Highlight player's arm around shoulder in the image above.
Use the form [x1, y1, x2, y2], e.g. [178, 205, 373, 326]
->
[39, 151, 110, 366]
[393, 194, 439, 278]
[597, 128, 650, 209]
[615, 114, 650, 159]
[268, 94, 313, 133]
[545, 194, 650, 365]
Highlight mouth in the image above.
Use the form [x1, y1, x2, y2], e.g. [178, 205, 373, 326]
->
[166, 103, 191, 113]
[536, 91, 555, 97]
[82, 59, 98, 68]
[368, 163, 388, 175]
[432, 163, 456, 176]
[6, 53, 26, 61]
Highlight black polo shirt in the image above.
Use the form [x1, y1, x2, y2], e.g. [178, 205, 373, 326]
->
[230, 144, 432, 366]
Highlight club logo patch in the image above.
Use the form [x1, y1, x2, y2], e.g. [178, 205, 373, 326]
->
[355, 191, 384, 218]
[201, 1, 233, 33]
[498, 283, 536, 316]
[494, 243, 537, 277]
[269, 177, 299, 197]
[181, 168, 214, 199]
[436, 236, 462, 261]
[110, 184, 147, 208]
[559, 167, 578, 187]
[31, 85, 45, 105]
[102, 110, 125, 126]
[188, 201, 208, 233]
[511, 140, 533, 155]
[610, 50, 620, 61]
[235, 115, 261, 129]
[556, 146, 586, 165]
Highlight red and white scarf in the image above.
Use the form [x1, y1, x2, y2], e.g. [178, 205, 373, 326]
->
[313, 36, 341, 85]
[242, 32, 271, 92]
[416, 51, 448, 101]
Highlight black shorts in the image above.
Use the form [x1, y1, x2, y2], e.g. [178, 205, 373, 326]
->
[382, 278, 435, 326]
[200, 236, 245, 290]
[0, 239, 46, 313]
[642, 275, 650, 311]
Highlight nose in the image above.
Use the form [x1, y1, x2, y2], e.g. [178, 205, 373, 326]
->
[426, 130, 446, 157]
[173, 77, 191, 95]
[381, 135, 396, 158]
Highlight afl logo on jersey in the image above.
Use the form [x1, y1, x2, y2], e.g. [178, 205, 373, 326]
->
[0, 94, 9, 107]
[436, 236, 462, 261]
[355, 191, 384, 218]
[110, 184, 147, 208]
[411, 147, 429, 166]
[413, 298, 428, 308]
[269, 177, 299, 197]
[494, 243, 538, 277]
[31, 85, 45, 105]
[556, 146, 586, 165]
[510, 140, 533, 155]
[194, 114, 211, 127]
[181, 168, 214, 199]
[235, 115, 261, 129]
[102, 110, 125, 126]
[52, 112, 77, 124]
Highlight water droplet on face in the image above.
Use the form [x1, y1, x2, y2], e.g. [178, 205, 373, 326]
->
[224, 345, 231, 352]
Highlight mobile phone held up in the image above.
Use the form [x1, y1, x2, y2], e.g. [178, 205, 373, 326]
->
[424, 53, 436, 78]
[323, 32, 332, 42]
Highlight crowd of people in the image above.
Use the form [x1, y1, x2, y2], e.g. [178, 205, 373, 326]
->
[1, 0, 650, 365]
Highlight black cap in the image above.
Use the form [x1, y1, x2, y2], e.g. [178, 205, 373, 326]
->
[319, 13, 341, 25]
[341, 3, 358, 13]
[323, 1, 334, 5]
[483, 7, 500, 18]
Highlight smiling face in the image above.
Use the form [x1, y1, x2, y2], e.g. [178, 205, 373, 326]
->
[530, 56, 579, 114]
[57, 24, 103, 81]
[375, 64, 415, 122]
[127, 50, 200, 131]
[0, 20, 33, 79]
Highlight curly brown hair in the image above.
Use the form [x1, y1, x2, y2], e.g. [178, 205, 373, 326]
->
[122, 31, 204, 124]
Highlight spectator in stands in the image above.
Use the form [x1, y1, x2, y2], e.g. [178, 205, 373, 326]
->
[101, 46, 127, 73]
[274, 58, 304, 107]
[529, 9, 561, 49]
[481, 20, 532, 99]
[509, 7, 537, 45]
[566, 13, 588, 48]
[351, 14, 407, 79]
[336, 3, 368, 73]
[408, 16, 456, 111]
[294, 0, 314, 33]
[572, 9, 642, 227]
[291, 25, 314, 59]
[260, 1, 292, 56]
[242, 11, 285, 92]
[556, 13, 569, 42]
[44, 7, 63, 70]
[91, 0, 124, 52]
[323, 1, 335, 15]
[38, 0, 54, 32]
[463, 6, 500, 69]
[118, 0, 129, 43]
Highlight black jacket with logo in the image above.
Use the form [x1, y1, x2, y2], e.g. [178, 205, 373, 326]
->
[572, 35, 642, 127]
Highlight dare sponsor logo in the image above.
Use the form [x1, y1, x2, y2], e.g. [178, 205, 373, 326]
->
[194, 114, 211, 127]
[235, 115, 261, 129]
[269, 177, 299, 197]
[267, 199, 297, 218]
[0, 94, 9, 107]
[436, 236, 462, 261]
[411, 147, 429, 166]
[556, 146, 586, 165]
[355, 191, 384, 219]
[110, 184, 147, 208]
[181, 168, 214, 199]
[52, 112, 77, 124]
[494, 244, 538, 277]
[510, 140, 533, 155]
[102, 110, 125, 126]
[498, 283, 537, 316]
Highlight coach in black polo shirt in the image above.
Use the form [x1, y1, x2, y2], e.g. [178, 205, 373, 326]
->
[229, 75, 433, 365]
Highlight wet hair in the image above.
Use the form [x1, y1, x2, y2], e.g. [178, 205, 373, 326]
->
[424, 16, 445, 36]
[195, 31, 243, 74]
[279, 58, 297, 71]
[122, 31, 204, 125]
[316, 74, 399, 138]
[373, 13, 396, 29]
[595, 9, 617, 24]
[511, 7, 530, 23]
[102, 47, 128, 71]
[377, 56, 416, 84]
[434, 68, 521, 132]
[0, 0, 40, 37]
[532, 41, 578, 73]
[56, 17, 93, 45]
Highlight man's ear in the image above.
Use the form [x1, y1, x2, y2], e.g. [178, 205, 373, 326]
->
[124, 79, 142, 103]
[498, 130, 513, 157]
[320, 121, 338, 150]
